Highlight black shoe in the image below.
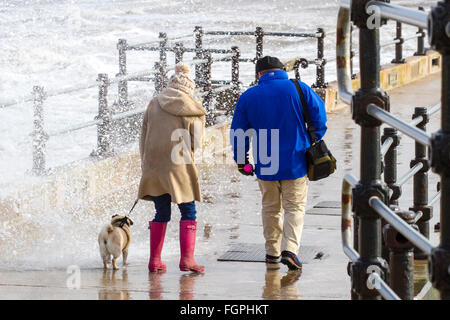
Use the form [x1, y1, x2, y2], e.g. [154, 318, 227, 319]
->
[265, 254, 281, 264]
[281, 251, 302, 270]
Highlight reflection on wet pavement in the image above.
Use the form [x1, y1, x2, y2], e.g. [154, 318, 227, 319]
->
[149, 272, 165, 300]
[98, 269, 130, 300]
[262, 264, 302, 300]
[148, 271, 205, 300]
[179, 273, 205, 300]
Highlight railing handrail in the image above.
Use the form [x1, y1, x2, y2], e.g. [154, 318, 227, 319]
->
[367, 104, 432, 146]
[336, 6, 354, 105]
[0, 51, 232, 110]
[381, 103, 441, 156]
[368, 196, 434, 255]
[203, 29, 323, 38]
[367, 1, 428, 29]
[341, 174, 360, 262]
[46, 81, 234, 137]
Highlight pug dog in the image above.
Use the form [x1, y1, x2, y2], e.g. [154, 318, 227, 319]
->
[98, 215, 133, 270]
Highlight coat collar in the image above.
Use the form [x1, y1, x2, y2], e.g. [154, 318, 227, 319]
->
[258, 70, 289, 83]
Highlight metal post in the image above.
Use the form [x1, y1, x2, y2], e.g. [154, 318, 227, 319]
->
[293, 58, 308, 81]
[392, 22, 405, 64]
[153, 62, 162, 95]
[383, 210, 418, 300]
[230, 46, 240, 114]
[203, 52, 213, 126]
[350, 23, 356, 79]
[32, 86, 48, 175]
[159, 32, 168, 88]
[410, 107, 433, 260]
[255, 26, 264, 81]
[381, 127, 401, 262]
[349, 0, 390, 300]
[174, 42, 185, 64]
[429, 0, 450, 300]
[93, 74, 113, 157]
[414, 7, 426, 56]
[117, 39, 128, 110]
[313, 28, 327, 88]
[382, 128, 401, 206]
[194, 26, 204, 88]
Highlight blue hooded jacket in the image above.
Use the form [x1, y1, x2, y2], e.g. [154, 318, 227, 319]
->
[230, 70, 327, 181]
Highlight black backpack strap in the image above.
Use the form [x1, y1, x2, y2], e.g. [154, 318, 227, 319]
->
[290, 79, 318, 143]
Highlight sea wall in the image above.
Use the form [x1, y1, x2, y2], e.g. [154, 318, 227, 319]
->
[309, 50, 442, 113]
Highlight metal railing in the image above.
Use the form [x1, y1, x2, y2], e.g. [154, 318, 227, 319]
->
[337, 0, 450, 300]
[116, 31, 244, 111]
[2, 25, 330, 175]
[338, 3, 429, 84]
[27, 64, 236, 175]
[0, 8, 435, 191]
[198, 26, 327, 87]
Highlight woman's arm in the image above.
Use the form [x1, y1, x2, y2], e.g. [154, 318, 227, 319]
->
[190, 115, 205, 153]
[139, 103, 150, 164]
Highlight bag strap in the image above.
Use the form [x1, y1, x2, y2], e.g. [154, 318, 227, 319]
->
[290, 79, 318, 143]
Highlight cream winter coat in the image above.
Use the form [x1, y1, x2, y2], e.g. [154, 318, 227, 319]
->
[138, 63, 206, 204]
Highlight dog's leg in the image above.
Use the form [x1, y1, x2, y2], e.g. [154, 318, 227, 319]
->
[122, 249, 128, 266]
[112, 258, 119, 270]
[102, 253, 110, 270]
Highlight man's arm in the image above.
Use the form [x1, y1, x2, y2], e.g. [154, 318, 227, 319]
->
[299, 81, 328, 141]
[230, 94, 251, 165]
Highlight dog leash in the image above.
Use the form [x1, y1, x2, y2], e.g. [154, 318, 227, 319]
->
[117, 199, 139, 228]
[127, 198, 139, 216]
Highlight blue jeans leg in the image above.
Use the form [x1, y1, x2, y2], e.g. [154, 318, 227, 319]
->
[152, 194, 172, 223]
[178, 201, 197, 221]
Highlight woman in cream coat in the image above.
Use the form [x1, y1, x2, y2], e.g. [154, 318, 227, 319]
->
[138, 63, 205, 273]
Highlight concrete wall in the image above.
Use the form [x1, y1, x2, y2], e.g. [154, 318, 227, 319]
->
[0, 51, 442, 218]
[0, 122, 231, 220]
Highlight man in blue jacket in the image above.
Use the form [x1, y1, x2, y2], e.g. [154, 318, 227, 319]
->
[230, 56, 327, 270]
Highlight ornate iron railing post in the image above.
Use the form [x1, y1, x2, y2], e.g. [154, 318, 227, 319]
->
[93, 73, 113, 157]
[410, 107, 433, 260]
[349, 0, 390, 300]
[255, 26, 264, 81]
[174, 42, 185, 64]
[414, 7, 426, 56]
[313, 28, 327, 88]
[32, 86, 48, 175]
[230, 46, 240, 114]
[392, 22, 405, 64]
[350, 23, 356, 79]
[382, 128, 401, 206]
[203, 52, 214, 125]
[159, 32, 168, 88]
[153, 62, 162, 95]
[194, 26, 204, 88]
[381, 127, 401, 261]
[429, 0, 450, 300]
[383, 209, 419, 300]
[117, 39, 128, 109]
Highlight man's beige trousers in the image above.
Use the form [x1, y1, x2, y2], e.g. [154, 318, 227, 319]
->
[257, 176, 308, 257]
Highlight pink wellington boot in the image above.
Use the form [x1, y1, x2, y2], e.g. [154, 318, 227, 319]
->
[149, 221, 167, 273]
[179, 220, 205, 273]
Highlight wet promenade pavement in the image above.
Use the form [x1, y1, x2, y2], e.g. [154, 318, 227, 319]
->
[0, 73, 442, 300]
